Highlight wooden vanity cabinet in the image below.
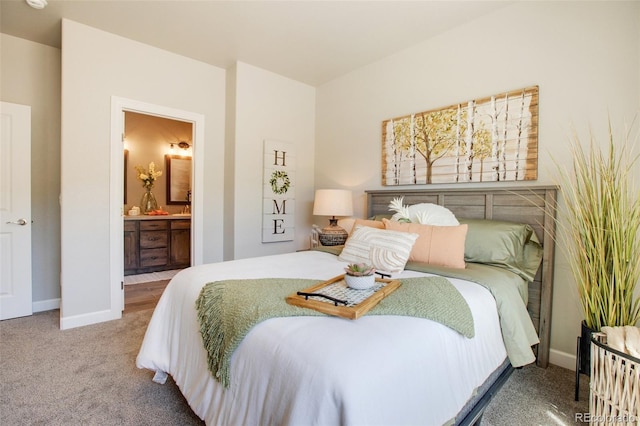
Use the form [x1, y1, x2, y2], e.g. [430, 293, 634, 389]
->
[124, 218, 191, 275]
[139, 221, 169, 268]
[170, 220, 191, 266]
[123, 221, 138, 272]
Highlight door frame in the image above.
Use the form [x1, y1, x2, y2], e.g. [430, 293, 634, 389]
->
[109, 97, 205, 313]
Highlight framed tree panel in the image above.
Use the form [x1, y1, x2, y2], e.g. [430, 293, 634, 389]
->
[382, 86, 538, 185]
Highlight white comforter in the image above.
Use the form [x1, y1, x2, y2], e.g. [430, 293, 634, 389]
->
[136, 250, 507, 425]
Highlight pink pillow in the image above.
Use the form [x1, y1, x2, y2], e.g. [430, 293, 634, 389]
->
[350, 219, 385, 235]
[382, 219, 467, 269]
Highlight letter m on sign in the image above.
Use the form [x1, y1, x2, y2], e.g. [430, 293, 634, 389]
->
[272, 199, 287, 214]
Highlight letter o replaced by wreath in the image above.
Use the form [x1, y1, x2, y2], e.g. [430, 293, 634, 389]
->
[270, 170, 290, 195]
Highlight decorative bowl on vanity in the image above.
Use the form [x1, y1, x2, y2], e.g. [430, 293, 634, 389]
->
[344, 263, 376, 290]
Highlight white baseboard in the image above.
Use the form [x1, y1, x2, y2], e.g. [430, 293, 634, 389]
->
[32, 298, 61, 313]
[60, 309, 121, 330]
[549, 348, 576, 371]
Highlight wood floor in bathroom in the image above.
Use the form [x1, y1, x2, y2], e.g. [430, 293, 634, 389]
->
[124, 279, 170, 313]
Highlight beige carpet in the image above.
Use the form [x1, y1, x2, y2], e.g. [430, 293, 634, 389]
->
[1, 309, 203, 425]
[1, 309, 588, 425]
[483, 362, 590, 425]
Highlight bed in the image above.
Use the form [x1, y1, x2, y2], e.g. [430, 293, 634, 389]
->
[136, 186, 557, 425]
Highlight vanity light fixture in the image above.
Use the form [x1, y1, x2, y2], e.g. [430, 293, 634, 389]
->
[169, 141, 192, 156]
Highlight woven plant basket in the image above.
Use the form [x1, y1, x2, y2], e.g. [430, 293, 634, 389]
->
[590, 334, 640, 425]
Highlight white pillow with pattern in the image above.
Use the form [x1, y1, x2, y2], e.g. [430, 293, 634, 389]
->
[339, 226, 418, 273]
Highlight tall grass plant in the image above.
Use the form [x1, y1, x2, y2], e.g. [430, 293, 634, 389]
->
[559, 122, 640, 330]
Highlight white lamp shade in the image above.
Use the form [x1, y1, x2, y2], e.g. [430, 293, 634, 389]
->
[313, 189, 353, 217]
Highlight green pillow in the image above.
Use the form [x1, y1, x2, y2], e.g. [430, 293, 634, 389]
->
[459, 218, 543, 281]
[369, 214, 393, 221]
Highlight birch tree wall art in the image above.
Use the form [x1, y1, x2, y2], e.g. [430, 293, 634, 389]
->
[382, 86, 539, 185]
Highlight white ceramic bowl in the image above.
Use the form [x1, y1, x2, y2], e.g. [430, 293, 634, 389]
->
[344, 274, 376, 290]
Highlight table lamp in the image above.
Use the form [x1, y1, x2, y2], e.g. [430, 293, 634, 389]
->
[313, 189, 353, 246]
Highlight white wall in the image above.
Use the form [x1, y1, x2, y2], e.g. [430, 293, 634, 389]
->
[60, 20, 226, 327]
[0, 34, 61, 312]
[315, 1, 640, 367]
[223, 64, 238, 261]
[227, 62, 315, 259]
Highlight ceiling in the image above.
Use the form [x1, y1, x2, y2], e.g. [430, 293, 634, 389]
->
[0, 0, 511, 86]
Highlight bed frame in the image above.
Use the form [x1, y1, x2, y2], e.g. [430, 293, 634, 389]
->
[366, 186, 557, 424]
[366, 186, 558, 368]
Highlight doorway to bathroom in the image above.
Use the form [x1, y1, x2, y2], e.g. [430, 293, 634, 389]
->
[122, 111, 192, 310]
[109, 96, 205, 314]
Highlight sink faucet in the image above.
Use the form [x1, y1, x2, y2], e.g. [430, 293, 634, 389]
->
[182, 189, 192, 214]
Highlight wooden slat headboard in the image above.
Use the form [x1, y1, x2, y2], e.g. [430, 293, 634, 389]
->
[366, 186, 557, 368]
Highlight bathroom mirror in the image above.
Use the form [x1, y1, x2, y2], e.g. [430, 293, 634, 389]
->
[124, 150, 128, 204]
[165, 155, 192, 205]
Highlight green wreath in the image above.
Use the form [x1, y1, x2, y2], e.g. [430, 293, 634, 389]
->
[269, 170, 291, 195]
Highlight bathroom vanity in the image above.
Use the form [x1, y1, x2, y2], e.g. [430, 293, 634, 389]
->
[124, 215, 191, 276]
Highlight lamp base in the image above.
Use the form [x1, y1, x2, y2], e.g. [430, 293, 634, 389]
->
[319, 220, 348, 246]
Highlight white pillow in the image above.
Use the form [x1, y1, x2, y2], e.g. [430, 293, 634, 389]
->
[391, 203, 459, 226]
[338, 226, 419, 273]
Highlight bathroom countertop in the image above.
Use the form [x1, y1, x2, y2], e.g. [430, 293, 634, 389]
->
[124, 214, 191, 220]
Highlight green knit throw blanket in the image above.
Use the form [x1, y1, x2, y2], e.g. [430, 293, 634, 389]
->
[195, 276, 473, 388]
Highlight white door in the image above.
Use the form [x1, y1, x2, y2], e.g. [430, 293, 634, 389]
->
[0, 102, 32, 320]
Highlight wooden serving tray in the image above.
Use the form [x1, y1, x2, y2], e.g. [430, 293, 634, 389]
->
[285, 274, 401, 320]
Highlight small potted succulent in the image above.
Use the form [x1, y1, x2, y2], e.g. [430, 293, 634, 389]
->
[344, 263, 376, 290]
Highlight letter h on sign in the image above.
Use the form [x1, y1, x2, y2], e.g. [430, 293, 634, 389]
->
[273, 150, 286, 167]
